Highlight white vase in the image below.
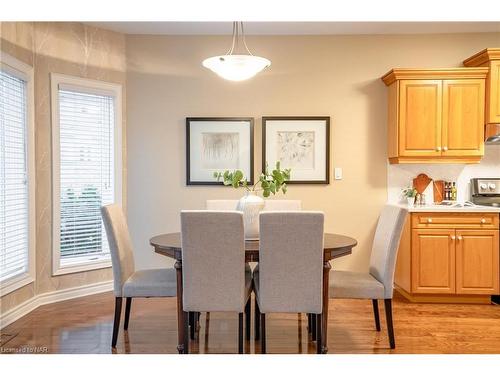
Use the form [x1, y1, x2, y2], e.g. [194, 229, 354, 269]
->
[237, 191, 265, 240]
[407, 197, 415, 208]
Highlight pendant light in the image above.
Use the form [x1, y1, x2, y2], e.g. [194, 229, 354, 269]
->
[202, 22, 271, 81]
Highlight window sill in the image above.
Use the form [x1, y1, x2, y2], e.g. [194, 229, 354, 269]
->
[0, 273, 35, 297]
[52, 257, 112, 276]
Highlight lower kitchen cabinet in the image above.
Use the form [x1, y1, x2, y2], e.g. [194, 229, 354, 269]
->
[395, 212, 500, 303]
[456, 230, 499, 294]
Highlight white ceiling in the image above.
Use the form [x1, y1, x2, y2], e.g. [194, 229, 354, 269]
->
[88, 22, 500, 35]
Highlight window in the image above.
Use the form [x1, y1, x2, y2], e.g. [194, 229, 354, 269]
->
[51, 74, 122, 275]
[0, 52, 35, 296]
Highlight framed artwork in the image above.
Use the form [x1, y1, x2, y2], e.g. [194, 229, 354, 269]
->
[186, 117, 254, 185]
[262, 116, 330, 184]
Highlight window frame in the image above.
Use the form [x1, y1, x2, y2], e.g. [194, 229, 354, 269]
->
[0, 52, 36, 296]
[50, 73, 122, 276]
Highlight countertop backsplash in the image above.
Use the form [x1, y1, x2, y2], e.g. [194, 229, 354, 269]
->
[387, 145, 500, 204]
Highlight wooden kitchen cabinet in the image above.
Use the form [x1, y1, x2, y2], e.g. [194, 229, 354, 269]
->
[395, 212, 500, 303]
[455, 230, 499, 295]
[464, 48, 500, 140]
[411, 229, 455, 294]
[381, 68, 488, 164]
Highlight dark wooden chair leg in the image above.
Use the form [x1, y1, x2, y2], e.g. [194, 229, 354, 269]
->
[112, 297, 122, 347]
[189, 312, 195, 340]
[183, 311, 190, 353]
[255, 299, 261, 340]
[316, 313, 322, 354]
[238, 312, 244, 354]
[124, 297, 132, 331]
[307, 313, 312, 333]
[372, 299, 381, 331]
[311, 313, 317, 341]
[261, 313, 266, 354]
[245, 298, 251, 341]
[384, 299, 395, 349]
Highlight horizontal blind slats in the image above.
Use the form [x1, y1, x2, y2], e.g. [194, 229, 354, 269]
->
[57, 88, 115, 261]
[0, 69, 29, 283]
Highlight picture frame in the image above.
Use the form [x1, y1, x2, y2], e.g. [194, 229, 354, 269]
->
[262, 116, 330, 184]
[186, 117, 254, 185]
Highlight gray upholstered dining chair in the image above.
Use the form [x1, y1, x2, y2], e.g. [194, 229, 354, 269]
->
[101, 204, 177, 348]
[329, 204, 407, 349]
[206, 199, 302, 211]
[180, 210, 252, 354]
[253, 211, 324, 353]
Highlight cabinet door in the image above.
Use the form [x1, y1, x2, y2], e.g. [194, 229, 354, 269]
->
[442, 79, 485, 157]
[456, 230, 499, 295]
[399, 80, 442, 157]
[411, 229, 455, 294]
[487, 61, 500, 124]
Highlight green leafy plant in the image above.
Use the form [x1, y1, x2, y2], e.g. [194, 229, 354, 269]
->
[213, 161, 291, 198]
[401, 186, 417, 198]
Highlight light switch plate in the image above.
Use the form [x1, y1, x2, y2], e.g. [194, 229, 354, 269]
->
[334, 167, 342, 180]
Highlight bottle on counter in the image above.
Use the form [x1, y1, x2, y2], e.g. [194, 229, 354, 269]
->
[451, 182, 457, 201]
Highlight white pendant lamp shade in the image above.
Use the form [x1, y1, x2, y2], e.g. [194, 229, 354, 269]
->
[202, 54, 271, 81]
[202, 22, 271, 81]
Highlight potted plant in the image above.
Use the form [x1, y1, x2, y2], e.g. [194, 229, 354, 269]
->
[214, 162, 291, 239]
[402, 186, 417, 207]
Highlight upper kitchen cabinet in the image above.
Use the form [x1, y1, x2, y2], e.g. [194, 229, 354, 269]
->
[381, 68, 488, 164]
[464, 48, 500, 142]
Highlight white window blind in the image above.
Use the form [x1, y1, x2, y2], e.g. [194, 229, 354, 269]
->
[57, 88, 115, 265]
[0, 69, 29, 283]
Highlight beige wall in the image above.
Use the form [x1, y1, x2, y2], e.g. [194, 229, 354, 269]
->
[126, 32, 500, 271]
[0, 22, 127, 314]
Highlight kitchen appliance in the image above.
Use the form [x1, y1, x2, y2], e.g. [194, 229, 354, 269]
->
[470, 178, 500, 207]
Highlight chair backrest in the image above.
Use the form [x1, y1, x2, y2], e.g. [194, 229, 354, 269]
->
[369, 205, 408, 298]
[258, 211, 324, 314]
[263, 200, 302, 211]
[101, 204, 136, 297]
[206, 200, 238, 210]
[207, 199, 301, 211]
[180, 210, 246, 312]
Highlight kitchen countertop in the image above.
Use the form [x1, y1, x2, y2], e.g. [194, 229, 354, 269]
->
[393, 203, 500, 213]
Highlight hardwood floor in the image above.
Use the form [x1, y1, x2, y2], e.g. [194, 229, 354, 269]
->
[1, 291, 500, 354]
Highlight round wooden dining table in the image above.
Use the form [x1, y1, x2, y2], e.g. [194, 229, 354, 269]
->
[150, 232, 357, 354]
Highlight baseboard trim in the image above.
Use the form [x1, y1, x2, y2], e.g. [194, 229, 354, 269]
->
[395, 287, 492, 304]
[0, 280, 113, 329]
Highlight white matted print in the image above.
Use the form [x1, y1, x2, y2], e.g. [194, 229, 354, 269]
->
[187, 118, 254, 185]
[263, 117, 329, 184]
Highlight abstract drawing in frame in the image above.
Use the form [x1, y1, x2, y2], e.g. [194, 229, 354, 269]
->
[262, 116, 330, 184]
[186, 117, 254, 185]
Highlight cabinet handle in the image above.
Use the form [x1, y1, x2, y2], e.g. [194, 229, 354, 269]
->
[480, 218, 486, 224]
[451, 235, 456, 240]
[436, 146, 441, 151]
[457, 236, 463, 241]
[443, 146, 448, 151]
[427, 218, 433, 223]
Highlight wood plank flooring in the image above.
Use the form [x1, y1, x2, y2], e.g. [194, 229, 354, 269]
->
[1, 291, 500, 354]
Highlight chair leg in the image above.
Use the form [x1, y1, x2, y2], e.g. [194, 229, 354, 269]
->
[189, 312, 195, 340]
[311, 313, 317, 341]
[238, 312, 244, 354]
[112, 297, 122, 347]
[261, 313, 266, 354]
[124, 297, 132, 331]
[183, 311, 190, 354]
[307, 313, 312, 333]
[384, 299, 395, 349]
[245, 298, 251, 341]
[254, 299, 261, 340]
[316, 313, 322, 354]
[372, 299, 381, 332]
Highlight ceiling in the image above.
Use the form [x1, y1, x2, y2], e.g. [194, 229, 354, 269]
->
[88, 22, 500, 35]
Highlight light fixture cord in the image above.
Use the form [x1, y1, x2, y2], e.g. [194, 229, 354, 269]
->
[226, 21, 253, 56]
